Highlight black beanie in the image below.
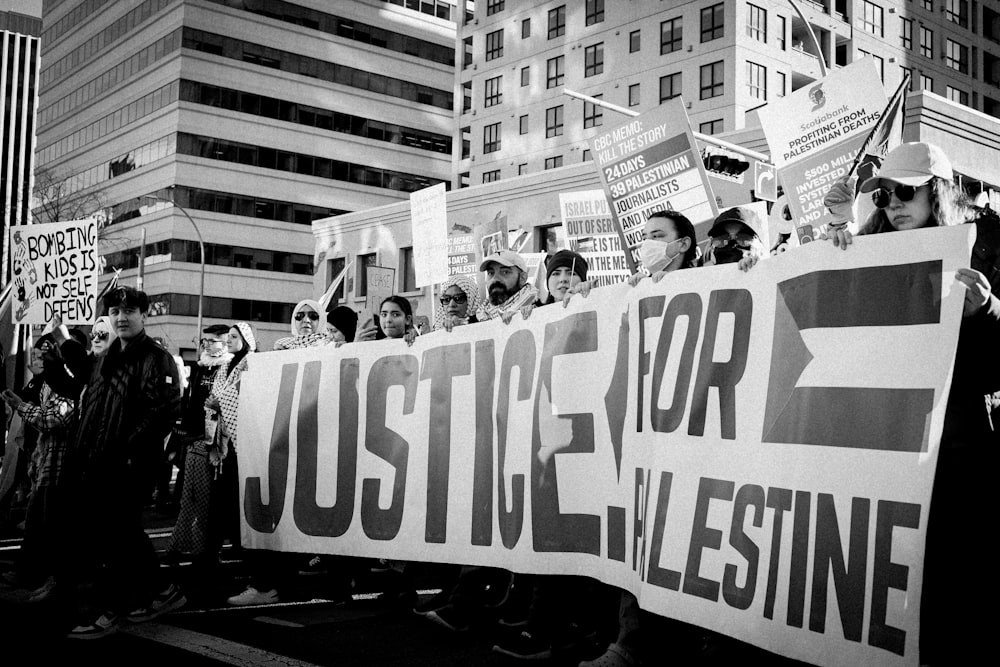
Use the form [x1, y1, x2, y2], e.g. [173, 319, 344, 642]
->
[545, 250, 588, 282]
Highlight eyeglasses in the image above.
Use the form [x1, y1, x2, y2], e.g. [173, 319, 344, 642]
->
[199, 337, 222, 346]
[708, 235, 755, 250]
[91, 331, 109, 342]
[872, 183, 920, 208]
[294, 311, 320, 321]
[440, 294, 468, 305]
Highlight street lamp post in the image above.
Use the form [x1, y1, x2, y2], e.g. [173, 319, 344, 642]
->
[142, 192, 206, 343]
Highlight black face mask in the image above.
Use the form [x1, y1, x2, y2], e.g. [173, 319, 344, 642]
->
[712, 244, 746, 265]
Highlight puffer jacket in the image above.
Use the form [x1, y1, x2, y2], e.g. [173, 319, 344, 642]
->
[74, 330, 181, 486]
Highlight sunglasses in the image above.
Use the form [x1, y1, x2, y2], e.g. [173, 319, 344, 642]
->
[91, 331, 109, 342]
[294, 311, 320, 321]
[872, 183, 921, 208]
[440, 294, 468, 305]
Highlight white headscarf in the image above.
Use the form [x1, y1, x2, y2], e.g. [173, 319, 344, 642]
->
[273, 298, 335, 350]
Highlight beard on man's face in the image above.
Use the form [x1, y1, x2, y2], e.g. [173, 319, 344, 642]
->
[488, 281, 514, 306]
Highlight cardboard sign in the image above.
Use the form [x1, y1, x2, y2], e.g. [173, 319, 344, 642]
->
[559, 189, 631, 288]
[447, 234, 477, 277]
[410, 183, 448, 288]
[365, 266, 396, 314]
[758, 60, 887, 239]
[10, 218, 99, 325]
[239, 225, 972, 667]
[590, 98, 719, 273]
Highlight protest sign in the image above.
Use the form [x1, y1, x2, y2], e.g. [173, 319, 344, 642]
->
[10, 218, 99, 325]
[365, 266, 396, 313]
[410, 183, 448, 287]
[239, 225, 971, 667]
[559, 190, 631, 288]
[758, 59, 887, 241]
[447, 234, 476, 277]
[590, 97, 719, 273]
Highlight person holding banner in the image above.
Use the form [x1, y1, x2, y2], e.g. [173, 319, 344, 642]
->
[540, 250, 589, 305]
[702, 207, 766, 269]
[434, 275, 482, 331]
[273, 299, 333, 350]
[476, 251, 538, 322]
[822, 141, 1000, 665]
[356, 295, 417, 342]
[628, 210, 699, 287]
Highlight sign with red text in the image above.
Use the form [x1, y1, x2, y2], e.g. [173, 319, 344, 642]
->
[239, 225, 971, 667]
[559, 190, 631, 288]
[589, 98, 719, 273]
[10, 218, 99, 325]
[758, 59, 887, 241]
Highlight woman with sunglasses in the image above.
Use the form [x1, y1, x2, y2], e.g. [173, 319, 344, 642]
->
[824, 141, 999, 665]
[434, 275, 481, 331]
[273, 299, 331, 350]
[89, 316, 116, 357]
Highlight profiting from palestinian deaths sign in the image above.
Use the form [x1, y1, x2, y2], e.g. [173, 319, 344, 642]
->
[10, 218, 100, 325]
[238, 225, 972, 667]
[758, 59, 887, 241]
[559, 190, 631, 288]
[589, 98, 719, 273]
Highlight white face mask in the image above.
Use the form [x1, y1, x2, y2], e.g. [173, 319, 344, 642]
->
[639, 238, 683, 273]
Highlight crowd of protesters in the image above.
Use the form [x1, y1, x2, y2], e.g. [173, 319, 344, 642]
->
[0, 142, 996, 665]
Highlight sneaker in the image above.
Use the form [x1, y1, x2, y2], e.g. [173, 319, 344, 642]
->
[298, 556, 328, 577]
[493, 628, 553, 660]
[68, 613, 119, 640]
[424, 604, 471, 632]
[579, 643, 637, 667]
[227, 586, 279, 606]
[127, 583, 188, 622]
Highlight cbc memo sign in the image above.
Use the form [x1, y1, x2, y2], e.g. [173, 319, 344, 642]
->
[239, 225, 972, 667]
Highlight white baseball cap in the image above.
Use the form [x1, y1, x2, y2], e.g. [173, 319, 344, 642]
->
[859, 142, 953, 193]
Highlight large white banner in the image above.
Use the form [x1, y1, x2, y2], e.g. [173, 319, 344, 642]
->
[239, 226, 971, 667]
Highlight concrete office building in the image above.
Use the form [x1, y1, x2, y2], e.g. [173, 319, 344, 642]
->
[35, 0, 457, 354]
[455, 0, 1000, 186]
[1, 10, 41, 286]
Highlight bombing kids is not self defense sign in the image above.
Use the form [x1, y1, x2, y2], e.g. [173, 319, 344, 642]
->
[10, 218, 99, 325]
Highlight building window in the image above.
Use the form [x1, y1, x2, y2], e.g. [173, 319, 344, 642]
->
[486, 29, 503, 61]
[777, 15, 786, 50]
[945, 0, 968, 28]
[701, 3, 724, 43]
[483, 170, 501, 183]
[582, 149, 592, 162]
[921, 0, 933, 9]
[920, 26, 933, 59]
[776, 70, 786, 97]
[548, 5, 566, 39]
[521, 66, 530, 87]
[546, 55, 565, 88]
[484, 75, 502, 107]
[862, 1, 883, 37]
[947, 86, 969, 106]
[586, 0, 604, 26]
[946, 39, 969, 74]
[699, 120, 723, 135]
[747, 4, 767, 42]
[700, 61, 724, 99]
[546, 105, 564, 137]
[518, 163, 528, 175]
[544, 156, 563, 170]
[399, 247, 417, 293]
[356, 252, 377, 298]
[901, 66, 913, 91]
[522, 18, 530, 38]
[920, 74, 933, 93]
[584, 95, 603, 128]
[326, 257, 346, 303]
[483, 122, 501, 153]
[629, 83, 640, 107]
[630, 29, 641, 53]
[519, 114, 529, 134]
[486, 0, 504, 16]
[747, 61, 766, 101]
[660, 17, 682, 54]
[659, 72, 681, 102]
[585, 43, 604, 77]
[900, 18, 912, 50]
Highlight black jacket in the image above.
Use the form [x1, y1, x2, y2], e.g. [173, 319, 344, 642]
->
[74, 330, 181, 483]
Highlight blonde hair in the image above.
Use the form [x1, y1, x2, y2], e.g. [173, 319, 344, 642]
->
[859, 177, 975, 235]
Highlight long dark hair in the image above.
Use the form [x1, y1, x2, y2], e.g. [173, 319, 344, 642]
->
[377, 295, 413, 339]
[648, 210, 699, 269]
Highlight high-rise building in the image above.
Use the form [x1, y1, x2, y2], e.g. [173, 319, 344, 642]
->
[1, 10, 41, 286]
[456, 0, 1000, 186]
[35, 0, 457, 354]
